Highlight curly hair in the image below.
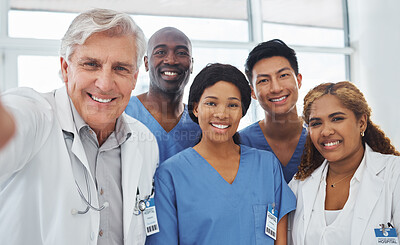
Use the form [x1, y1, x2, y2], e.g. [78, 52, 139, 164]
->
[295, 81, 400, 180]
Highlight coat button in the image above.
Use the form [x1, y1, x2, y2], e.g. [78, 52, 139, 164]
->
[99, 229, 104, 237]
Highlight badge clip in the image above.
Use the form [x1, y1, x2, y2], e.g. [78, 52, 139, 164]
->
[265, 203, 278, 240]
[375, 223, 398, 244]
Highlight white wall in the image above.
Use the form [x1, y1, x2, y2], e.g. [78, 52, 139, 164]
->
[348, 0, 400, 148]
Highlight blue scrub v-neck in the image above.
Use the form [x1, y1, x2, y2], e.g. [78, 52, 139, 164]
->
[125, 96, 201, 163]
[239, 121, 307, 182]
[189, 147, 252, 208]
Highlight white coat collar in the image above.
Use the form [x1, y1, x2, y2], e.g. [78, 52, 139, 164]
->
[54, 87, 91, 174]
[54, 86, 76, 134]
[300, 159, 327, 237]
[351, 144, 385, 244]
[299, 144, 386, 245]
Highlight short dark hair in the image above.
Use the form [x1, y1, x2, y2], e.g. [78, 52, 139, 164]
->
[188, 63, 251, 144]
[245, 39, 298, 83]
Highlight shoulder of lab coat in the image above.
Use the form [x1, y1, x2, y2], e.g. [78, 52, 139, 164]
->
[0, 87, 55, 181]
[351, 144, 400, 244]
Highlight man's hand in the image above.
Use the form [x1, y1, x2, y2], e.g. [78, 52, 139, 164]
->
[0, 99, 15, 149]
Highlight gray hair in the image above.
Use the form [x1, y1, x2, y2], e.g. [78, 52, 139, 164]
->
[60, 8, 146, 68]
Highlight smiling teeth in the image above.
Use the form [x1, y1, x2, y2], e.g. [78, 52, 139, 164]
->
[270, 96, 287, 102]
[163, 71, 178, 76]
[91, 95, 112, 103]
[212, 124, 229, 129]
[324, 141, 340, 147]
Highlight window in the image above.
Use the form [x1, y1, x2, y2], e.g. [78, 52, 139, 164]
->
[263, 23, 345, 48]
[8, 10, 249, 42]
[134, 15, 249, 42]
[9, 11, 78, 40]
[261, 0, 345, 47]
[2, 0, 351, 129]
[18, 55, 63, 92]
[297, 52, 347, 113]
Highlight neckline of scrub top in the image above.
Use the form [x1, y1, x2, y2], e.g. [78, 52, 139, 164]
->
[187, 146, 255, 209]
[255, 121, 307, 168]
[132, 96, 189, 135]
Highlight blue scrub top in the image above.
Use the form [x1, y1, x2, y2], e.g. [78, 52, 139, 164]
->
[239, 121, 307, 183]
[125, 96, 201, 163]
[146, 145, 296, 245]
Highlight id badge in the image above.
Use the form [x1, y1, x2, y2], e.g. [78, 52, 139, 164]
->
[265, 203, 278, 240]
[143, 197, 159, 236]
[375, 227, 399, 244]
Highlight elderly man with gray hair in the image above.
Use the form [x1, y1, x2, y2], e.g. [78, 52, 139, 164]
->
[0, 9, 159, 245]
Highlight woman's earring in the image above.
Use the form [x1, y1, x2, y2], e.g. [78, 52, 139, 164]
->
[361, 131, 365, 137]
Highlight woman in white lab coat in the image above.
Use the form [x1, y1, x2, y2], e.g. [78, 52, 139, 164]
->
[288, 81, 400, 245]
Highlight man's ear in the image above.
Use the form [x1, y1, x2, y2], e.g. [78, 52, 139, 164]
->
[296, 73, 303, 89]
[132, 69, 139, 91]
[251, 86, 257, 100]
[60, 57, 69, 84]
[144, 56, 149, 72]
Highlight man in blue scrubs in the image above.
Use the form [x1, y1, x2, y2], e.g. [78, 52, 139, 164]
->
[239, 39, 307, 183]
[125, 27, 201, 163]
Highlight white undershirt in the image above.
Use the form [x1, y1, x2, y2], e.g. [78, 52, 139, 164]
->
[304, 159, 366, 245]
[325, 210, 341, 226]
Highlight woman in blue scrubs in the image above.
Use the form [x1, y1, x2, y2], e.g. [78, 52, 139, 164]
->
[146, 63, 296, 245]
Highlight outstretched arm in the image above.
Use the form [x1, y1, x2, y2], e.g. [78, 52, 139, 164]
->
[0, 99, 15, 149]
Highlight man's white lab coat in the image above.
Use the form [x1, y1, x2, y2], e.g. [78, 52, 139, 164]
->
[0, 87, 159, 245]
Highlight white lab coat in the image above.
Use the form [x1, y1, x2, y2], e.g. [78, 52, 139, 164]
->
[0, 87, 159, 245]
[288, 144, 400, 245]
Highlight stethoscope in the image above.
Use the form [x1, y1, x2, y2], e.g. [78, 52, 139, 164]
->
[71, 167, 109, 215]
[71, 166, 154, 216]
[133, 182, 155, 215]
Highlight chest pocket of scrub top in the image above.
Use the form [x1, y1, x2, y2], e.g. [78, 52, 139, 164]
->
[253, 204, 273, 244]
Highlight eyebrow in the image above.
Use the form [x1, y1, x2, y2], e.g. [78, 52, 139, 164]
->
[114, 62, 135, 69]
[329, 112, 346, 117]
[256, 74, 270, 78]
[277, 67, 291, 74]
[78, 57, 99, 63]
[228, 97, 240, 101]
[203, 96, 240, 101]
[256, 67, 291, 78]
[309, 111, 346, 122]
[78, 57, 134, 67]
[152, 44, 189, 51]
